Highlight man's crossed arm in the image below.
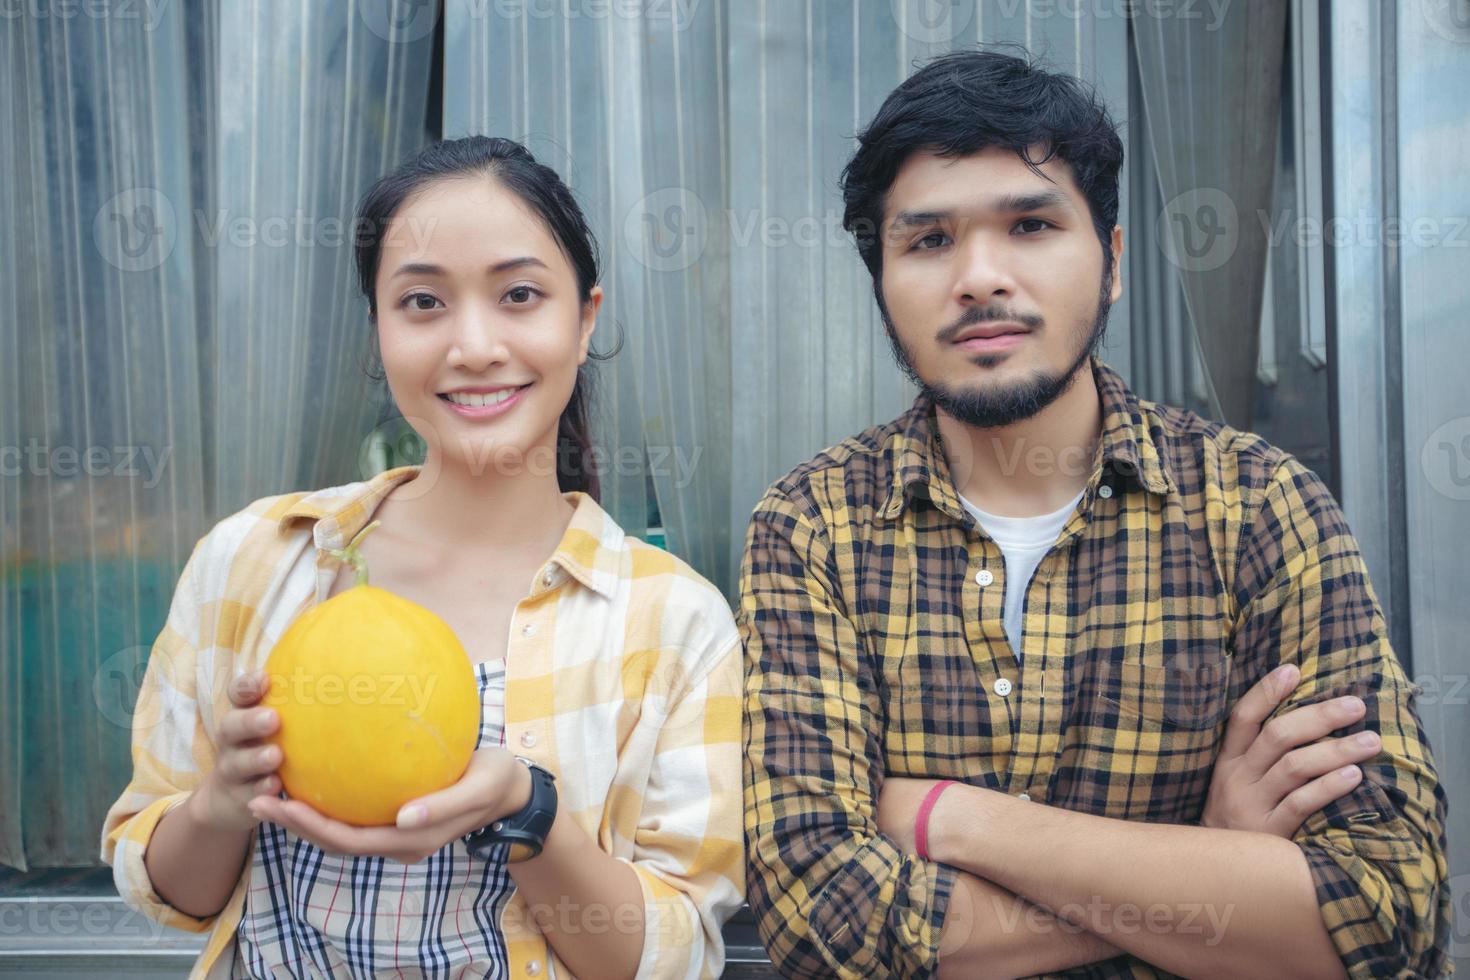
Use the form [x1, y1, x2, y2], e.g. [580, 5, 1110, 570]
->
[876, 665, 1375, 980]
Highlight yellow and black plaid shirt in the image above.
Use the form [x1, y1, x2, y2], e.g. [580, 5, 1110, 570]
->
[739, 357, 1451, 979]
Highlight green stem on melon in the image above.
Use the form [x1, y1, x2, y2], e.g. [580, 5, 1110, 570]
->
[328, 520, 381, 587]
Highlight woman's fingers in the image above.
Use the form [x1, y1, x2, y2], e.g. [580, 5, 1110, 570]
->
[228, 670, 270, 709]
[217, 706, 278, 748]
[216, 742, 280, 785]
[394, 750, 528, 831]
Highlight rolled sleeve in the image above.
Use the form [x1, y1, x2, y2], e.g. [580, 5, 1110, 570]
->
[1233, 459, 1454, 978]
[741, 488, 957, 979]
[103, 793, 217, 933]
[98, 534, 221, 933]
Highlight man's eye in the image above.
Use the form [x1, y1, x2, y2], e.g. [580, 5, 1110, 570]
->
[1016, 218, 1053, 234]
[913, 232, 950, 250]
[401, 292, 442, 311]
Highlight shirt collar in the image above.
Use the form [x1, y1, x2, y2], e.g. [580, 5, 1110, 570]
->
[878, 357, 1174, 523]
[276, 465, 625, 600]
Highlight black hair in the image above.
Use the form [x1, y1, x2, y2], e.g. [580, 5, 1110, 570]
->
[840, 46, 1124, 288]
[354, 135, 611, 500]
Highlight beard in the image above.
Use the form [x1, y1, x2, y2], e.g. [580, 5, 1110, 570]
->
[880, 270, 1113, 429]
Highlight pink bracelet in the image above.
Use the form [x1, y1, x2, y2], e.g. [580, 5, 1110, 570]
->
[914, 780, 958, 861]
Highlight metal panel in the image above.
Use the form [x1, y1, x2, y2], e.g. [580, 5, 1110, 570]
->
[1394, 0, 1470, 969]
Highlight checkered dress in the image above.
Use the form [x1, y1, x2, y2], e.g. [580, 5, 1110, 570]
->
[232, 659, 514, 979]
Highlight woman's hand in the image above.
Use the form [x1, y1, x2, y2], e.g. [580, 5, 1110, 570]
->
[247, 747, 534, 865]
[191, 671, 284, 832]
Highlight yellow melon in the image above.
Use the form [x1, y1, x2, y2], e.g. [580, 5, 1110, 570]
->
[262, 520, 479, 826]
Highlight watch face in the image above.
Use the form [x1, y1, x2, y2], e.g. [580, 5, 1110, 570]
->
[506, 840, 541, 863]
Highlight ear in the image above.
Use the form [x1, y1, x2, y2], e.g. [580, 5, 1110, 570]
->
[578, 285, 604, 365]
[1108, 225, 1125, 304]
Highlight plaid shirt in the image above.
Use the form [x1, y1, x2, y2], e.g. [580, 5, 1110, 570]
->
[102, 466, 745, 979]
[739, 358, 1452, 979]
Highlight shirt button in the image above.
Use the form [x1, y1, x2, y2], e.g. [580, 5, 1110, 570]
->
[1017, 792, 1031, 801]
[994, 677, 1013, 697]
[975, 568, 995, 587]
[526, 960, 541, 976]
[1098, 484, 1113, 499]
[541, 570, 557, 587]
[520, 731, 537, 749]
[521, 623, 538, 638]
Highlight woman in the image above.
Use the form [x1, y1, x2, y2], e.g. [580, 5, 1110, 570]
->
[101, 136, 744, 979]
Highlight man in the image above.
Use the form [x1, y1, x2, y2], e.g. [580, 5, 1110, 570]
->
[739, 50, 1451, 979]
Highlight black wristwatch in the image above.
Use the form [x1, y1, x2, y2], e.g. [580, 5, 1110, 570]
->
[464, 757, 557, 864]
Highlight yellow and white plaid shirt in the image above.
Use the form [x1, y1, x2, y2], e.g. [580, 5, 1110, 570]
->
[101, 465, 745, 979]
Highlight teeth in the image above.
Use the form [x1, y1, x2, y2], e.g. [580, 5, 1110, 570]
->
[445, 387, 521, 408]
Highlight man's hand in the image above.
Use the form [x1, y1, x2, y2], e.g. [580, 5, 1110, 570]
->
[1201, 663, 1381, 837]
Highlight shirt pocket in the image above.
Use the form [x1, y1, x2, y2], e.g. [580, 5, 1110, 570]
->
[1061, 654, 1233, 823]
[1097, 657, 1233, 732]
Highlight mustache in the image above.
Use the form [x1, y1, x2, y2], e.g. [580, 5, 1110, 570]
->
[935, 306, 1044, 344]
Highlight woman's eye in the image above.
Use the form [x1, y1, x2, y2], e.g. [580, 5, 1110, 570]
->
[401, 292, 442, 311]
[505, 286, 539, 305]
[1016, 218, 1053, 234]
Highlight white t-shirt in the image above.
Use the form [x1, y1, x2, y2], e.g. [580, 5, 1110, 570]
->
[958, 488, 1085, 658]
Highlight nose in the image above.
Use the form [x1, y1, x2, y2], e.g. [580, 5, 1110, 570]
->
[951, 233, 1019, 307]
[445, 306, 510, 372]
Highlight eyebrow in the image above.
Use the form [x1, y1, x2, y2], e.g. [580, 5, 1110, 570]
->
[388, 256, 548, 279]
[888, 190, 1073, 231]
